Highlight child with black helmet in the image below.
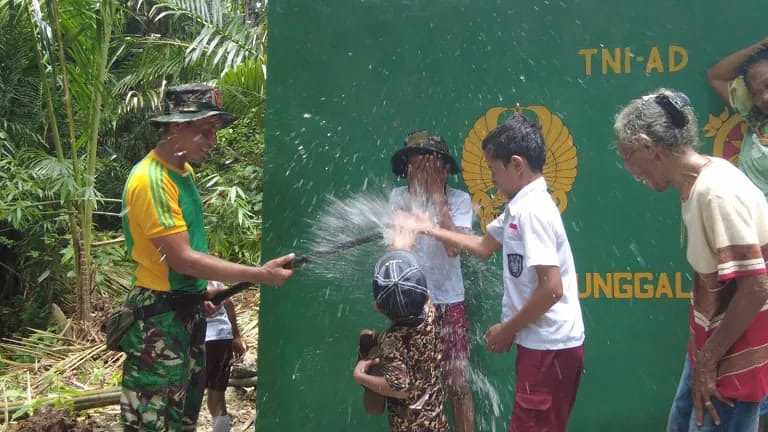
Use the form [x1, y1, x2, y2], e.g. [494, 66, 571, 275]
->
[353, 227, 448, 432]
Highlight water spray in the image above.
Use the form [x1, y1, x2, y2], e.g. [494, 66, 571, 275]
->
[207, 232, 384, 304]
[292, 232, 384, 268]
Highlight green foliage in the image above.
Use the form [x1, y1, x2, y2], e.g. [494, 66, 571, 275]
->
[0, 0, 268, 334]
[113, 0, 266, 119]
[200, 107, 264, 263]
[90, 241, 132, 298]
[92, 157, 131, 230]
[0, 2, 43, 148]
[0, 140, 72, 256]
[219, 58, 265, 118]
[148, 0, 265, 72]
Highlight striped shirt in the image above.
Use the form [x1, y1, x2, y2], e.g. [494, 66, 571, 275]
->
[682, 157, 768, 401]
[121, 150, 208, 293]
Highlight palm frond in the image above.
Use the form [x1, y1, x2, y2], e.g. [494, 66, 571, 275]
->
[111, 37, 190, 113]
[217, 58, 264, 117]
[149, 0, 265, 73]
[0, 1, 44, 147]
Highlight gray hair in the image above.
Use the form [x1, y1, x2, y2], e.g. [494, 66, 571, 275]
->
[614, 88, 699, 153]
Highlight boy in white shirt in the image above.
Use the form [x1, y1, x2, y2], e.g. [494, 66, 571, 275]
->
[203, 281, 247, 432]
[398, 115, 585, 432]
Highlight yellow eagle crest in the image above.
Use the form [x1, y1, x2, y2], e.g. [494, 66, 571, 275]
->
[703, 107, 746, 165]
[461, 106, 578, 230]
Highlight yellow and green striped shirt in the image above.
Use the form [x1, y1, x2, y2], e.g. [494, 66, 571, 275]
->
[121, 151, 208, 293]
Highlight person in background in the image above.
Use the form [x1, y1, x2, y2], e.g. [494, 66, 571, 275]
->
[204, 281, 247, 432]
[119, 84, 294, 431]
[614, 88, 768, 432]
[707, 37, 768, 200]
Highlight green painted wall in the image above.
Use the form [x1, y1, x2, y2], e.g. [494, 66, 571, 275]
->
[259, 1, 761, 430]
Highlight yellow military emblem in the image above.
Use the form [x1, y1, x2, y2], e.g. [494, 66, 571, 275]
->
[461, 106, 578, 230]
[703, 107, 747, 164]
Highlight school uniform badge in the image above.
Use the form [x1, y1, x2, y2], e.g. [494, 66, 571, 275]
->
[507, 253, 523, 278]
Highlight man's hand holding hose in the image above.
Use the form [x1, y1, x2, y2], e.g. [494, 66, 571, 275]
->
[202, 253, 296, 303]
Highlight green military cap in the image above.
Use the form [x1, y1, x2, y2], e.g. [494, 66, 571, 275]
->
[150, 83, 236, 127]
[391, 130, 459, 178]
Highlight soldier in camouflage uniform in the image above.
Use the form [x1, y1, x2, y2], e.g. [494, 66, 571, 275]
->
[120, 84, 295, 431]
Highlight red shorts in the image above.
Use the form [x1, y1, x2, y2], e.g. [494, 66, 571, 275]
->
[509, 344, 584, 432]
[435, 301, 470, 363]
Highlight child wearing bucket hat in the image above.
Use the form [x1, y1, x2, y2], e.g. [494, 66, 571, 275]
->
[389, 130, 476, 432]
[353, 228, 448, 432]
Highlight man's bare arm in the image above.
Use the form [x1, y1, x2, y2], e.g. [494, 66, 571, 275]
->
[501, 265, 563, 335]
[698, 274, 768, 368]
[151, 231, 293, 286]
[692, 274, 768, 424]
[425, 225, 500, 259]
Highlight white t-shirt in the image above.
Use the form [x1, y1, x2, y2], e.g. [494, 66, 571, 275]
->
[682, 157, 768, 278]
[205, 281, 234, 342]
[486, 177, 585, 350]
[390, 186, 473, 304]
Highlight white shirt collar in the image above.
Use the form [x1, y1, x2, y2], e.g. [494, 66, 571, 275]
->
[509, 176, 547, 207]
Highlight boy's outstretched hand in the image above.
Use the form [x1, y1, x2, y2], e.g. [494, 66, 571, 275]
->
[392, 210, 434, 235]
[389, 223, 417, 251]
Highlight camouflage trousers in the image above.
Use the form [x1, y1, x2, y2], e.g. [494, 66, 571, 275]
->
[119, 287, 207, 432]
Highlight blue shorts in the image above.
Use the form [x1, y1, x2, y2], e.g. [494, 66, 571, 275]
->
[667, 355, 761, 432]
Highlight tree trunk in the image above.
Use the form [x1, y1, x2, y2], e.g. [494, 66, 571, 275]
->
[78, 0, 115, 322]
[46, 0, 94, 322]
[28, 0, 91, 322]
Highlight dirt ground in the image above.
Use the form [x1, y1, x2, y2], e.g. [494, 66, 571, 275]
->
[7, 407, 99, 432]
[6, 290, 261, 432]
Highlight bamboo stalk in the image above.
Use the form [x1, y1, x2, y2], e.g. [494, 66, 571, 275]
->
[28, 0, 87, 331]
[0, 357, 29, 367]
[3, 382, 8, 429]
[1, 340, 71, 355]
[227, 376, 257, 388]
[92, 237, 125, 247]
[47, 0, 90, 323]
[0, 344, 64, 361]
[0, 371, 258, 422]
[79, 0, 116, 323]
[28, 328, 81, 343]
[0, 388, 122, 422]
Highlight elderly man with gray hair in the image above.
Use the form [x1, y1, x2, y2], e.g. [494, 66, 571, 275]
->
[614, 89, 768, 432]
